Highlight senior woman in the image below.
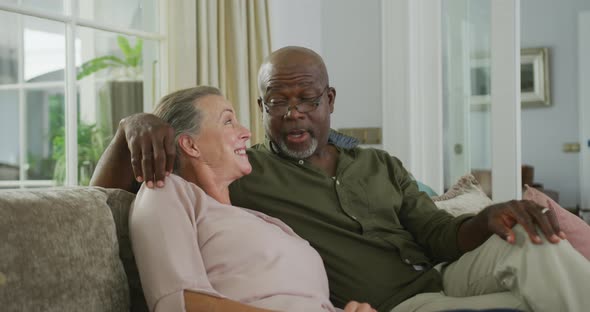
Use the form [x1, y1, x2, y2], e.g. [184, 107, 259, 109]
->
[129, 86, 374, 312]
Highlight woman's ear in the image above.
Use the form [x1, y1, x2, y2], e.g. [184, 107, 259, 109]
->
[178, 134, 201, 158]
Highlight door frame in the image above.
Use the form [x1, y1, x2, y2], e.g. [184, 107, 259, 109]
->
[490, 0, 522, 201]
[381, 0, 521, 199]
[381, 0, 444, 193]
[579, 11, 590, 209]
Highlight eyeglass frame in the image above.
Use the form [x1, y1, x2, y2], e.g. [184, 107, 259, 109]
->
[260, 86, 330, 117]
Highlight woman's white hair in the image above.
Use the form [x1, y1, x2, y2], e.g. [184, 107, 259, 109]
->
[152, 86, 222, 171]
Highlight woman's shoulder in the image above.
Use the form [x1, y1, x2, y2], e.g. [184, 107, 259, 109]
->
[135, 173, 208, 207]
[139, 174, 203, 193]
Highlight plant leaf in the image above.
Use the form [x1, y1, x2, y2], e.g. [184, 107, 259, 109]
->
[134, 39, 143, 55]
[128, 38, 143, 67]
[77, 56, 126, 80]
[117, 36, 133, 59]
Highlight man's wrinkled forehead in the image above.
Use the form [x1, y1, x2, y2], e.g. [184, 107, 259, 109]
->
[258, 62, 326, 94]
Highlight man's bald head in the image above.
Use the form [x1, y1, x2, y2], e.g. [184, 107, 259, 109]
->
[258, 46, 329, 94]
[255, 46, 336, 160]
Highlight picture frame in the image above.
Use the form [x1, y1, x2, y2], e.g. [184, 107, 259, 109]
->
[470, 58, 491, 110]
[521, 47, 551, 107]
[470, 47, 551, 110]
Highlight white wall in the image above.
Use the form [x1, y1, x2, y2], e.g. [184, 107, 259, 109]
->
[268, 0, 382, 132]
[521, 0, 590, 207]
[320, 0, 382, 130]
[268, 0, 322, 53]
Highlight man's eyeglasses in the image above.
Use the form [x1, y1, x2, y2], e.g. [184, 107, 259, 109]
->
[261, 87, 329, 117]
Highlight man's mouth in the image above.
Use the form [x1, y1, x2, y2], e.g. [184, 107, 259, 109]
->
[286, 129, 310, 143]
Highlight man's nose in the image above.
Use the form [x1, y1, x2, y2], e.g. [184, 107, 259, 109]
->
[284, 105, 305, 119]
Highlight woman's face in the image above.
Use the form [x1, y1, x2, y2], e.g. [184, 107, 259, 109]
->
[193, 95, 252, 181]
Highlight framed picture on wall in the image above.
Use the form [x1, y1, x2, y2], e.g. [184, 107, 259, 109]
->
[470, 47, 551, 110]
[470, 57, 491, 110]
[520, 47, 551, 107]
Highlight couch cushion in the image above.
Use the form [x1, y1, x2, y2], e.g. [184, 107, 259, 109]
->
[101, 187, 147, 312]
[0, 187, 129, 312]
[431, 174, 493, 216]
[523, 185, 590, 261]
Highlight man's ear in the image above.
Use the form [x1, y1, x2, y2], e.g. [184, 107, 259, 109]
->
[257, 97, 264, 113]
[328, 87, 336, 114]
[178, 134, 200, 158]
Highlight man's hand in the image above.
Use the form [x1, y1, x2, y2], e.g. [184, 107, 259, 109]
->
[120, 113, 175, 188]
[482, 199, 566, 244]
[458, 199, 566, 252]
[343, 301, 376, 312]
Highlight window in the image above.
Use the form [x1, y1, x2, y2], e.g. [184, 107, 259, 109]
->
[0, 0, 164, 188]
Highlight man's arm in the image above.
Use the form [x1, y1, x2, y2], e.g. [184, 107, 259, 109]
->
[90, 113, 175, 192]
[90, 125, 137, 192]
[390, 154, 565, 259]
[457, 200, 566, 253]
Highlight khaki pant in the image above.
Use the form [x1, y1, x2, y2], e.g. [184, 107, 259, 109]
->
[392, 225, 590, 312]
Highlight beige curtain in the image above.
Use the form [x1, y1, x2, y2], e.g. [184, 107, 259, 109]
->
[196, 0, 271, 145]
[166, 0, 198, 93]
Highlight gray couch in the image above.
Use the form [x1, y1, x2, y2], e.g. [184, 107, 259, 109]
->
[0, 187, 147, 312]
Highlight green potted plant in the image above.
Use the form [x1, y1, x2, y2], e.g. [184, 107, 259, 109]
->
[77, 36, 143, 80]
[51, 36, 144, 185]
[78, 35, 145, 135]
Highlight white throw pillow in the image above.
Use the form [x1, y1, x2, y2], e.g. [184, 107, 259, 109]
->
[431, 174, 492, 216]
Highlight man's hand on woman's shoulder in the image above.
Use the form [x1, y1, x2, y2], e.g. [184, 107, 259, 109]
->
[120, 113, 175, 188]
[89, 113, 174, 192]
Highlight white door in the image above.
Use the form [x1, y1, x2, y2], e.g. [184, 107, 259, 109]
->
[579, 11, 590, 214]
[380, 0, 520, 199]
[442, 0, 521, 201]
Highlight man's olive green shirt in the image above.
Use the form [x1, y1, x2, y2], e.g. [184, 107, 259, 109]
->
[229, 140, 472, 311]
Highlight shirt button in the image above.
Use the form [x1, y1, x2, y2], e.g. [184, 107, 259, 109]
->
[331, 176, 336, 180]
[404, 259, 411, 264]
[336, 180, 340, 185]
[350, 215, 357, 220]
[298, 160, 304, 165]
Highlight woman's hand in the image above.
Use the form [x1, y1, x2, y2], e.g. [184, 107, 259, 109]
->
[343, 301, 376, 312]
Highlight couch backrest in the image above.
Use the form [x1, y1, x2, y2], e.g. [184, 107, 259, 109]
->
[102, 187, 147, 312]
[0, 187, 145, 312]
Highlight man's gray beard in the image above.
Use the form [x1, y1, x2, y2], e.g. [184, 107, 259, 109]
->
[277, 137, 318, 160]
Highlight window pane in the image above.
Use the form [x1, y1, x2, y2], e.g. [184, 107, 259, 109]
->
[0, 0, 65, 15]
[77, 27, 160, 185]
[78, 0, 158, 33]
[24, 16, 66, 82]
[25, 88, 64, 182]
[0, 90, 20, 181]
[0, 11, 18, 85]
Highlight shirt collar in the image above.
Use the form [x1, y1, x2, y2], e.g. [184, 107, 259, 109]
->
[263, 129, 359, 156]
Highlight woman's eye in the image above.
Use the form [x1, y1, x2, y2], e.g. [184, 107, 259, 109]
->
[224, 119, 233, 125]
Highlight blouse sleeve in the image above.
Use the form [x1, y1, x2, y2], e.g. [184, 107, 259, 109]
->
[129, 175, 223, 312]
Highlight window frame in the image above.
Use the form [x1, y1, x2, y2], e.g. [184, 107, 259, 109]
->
[0, 0, 167, 188]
